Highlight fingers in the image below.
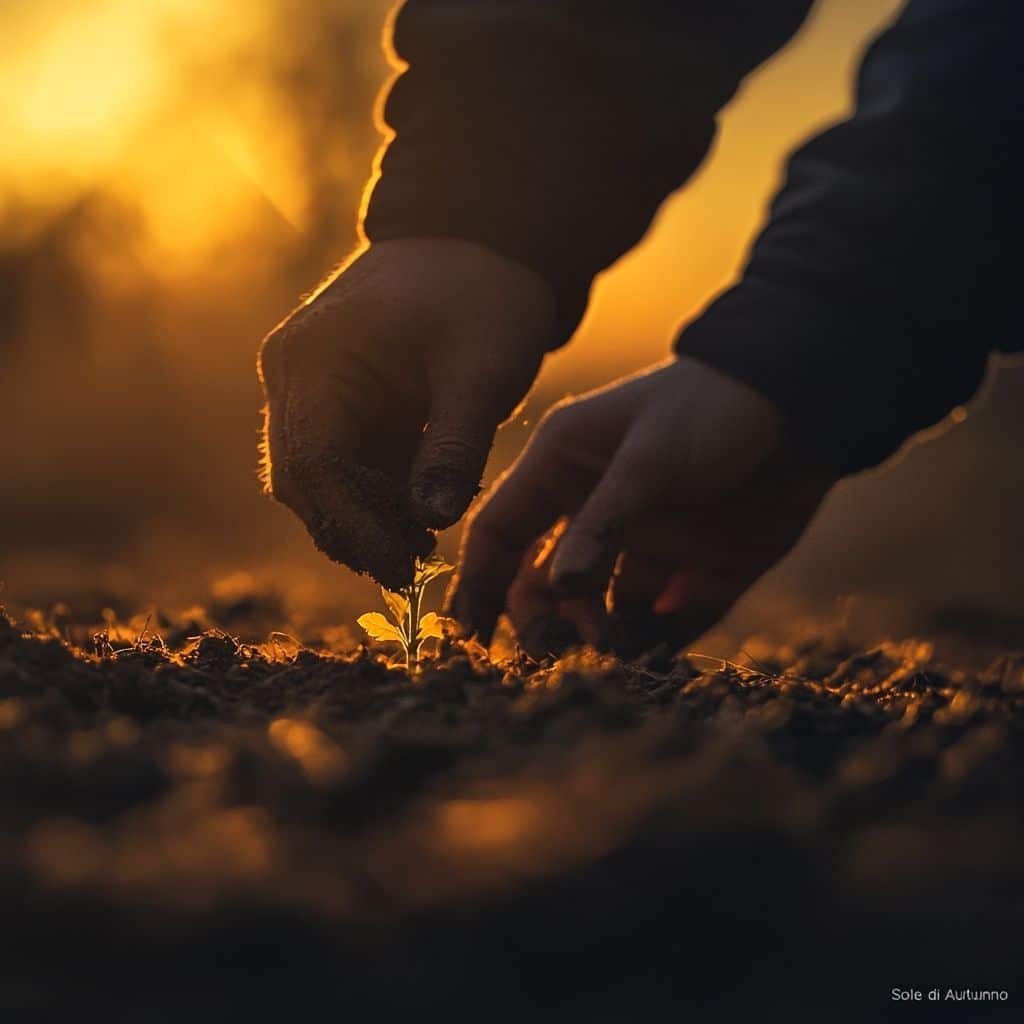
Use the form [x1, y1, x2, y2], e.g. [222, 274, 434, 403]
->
[258, 238, 564, 588]
[445, 354, 831, 655]
[449, 387, 650, 642]
[501, 525, 605, 656]
[661, 575, 745, 649]
[409, 344, 543, 530]
[449, 419, 595, 641]
[448, 470, 563, 643]
[409, 389, 503, 531]
[549, 430, 669, 593]
[610, 554, 674, 621]
[276, 380, 434, 589]
[259, 322, 433, 591]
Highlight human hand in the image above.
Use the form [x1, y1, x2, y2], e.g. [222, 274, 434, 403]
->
[450, 357, 836, 656]
[258, 239, 562, 589]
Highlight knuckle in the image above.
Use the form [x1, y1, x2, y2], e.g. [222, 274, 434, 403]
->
[535, 401, 576, 443]
[257, 327, 288, 396]
[258, 309, 335, 389]
[419, 434, 487, 477]
[265, 293, 364, 364]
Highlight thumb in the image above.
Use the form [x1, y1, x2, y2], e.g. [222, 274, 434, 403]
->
[549, 433, 668, 593]
[411, 340, 544, 529]
[410, 379, 502, 530]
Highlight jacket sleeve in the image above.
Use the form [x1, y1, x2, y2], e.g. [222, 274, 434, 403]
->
[677, 0, 1022, 474]
[363, 1, 814, 331]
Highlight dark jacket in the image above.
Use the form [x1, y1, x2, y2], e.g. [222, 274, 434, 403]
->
[364, 0, 1022, 473]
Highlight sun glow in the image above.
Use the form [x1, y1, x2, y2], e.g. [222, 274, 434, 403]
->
[1, 0, 380, 269]
[1, 1, 165, 179]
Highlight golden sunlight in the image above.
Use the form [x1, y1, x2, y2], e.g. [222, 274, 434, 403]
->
[1, 0, 379, 269]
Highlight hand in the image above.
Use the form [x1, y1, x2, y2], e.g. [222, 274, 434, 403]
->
[450, 357, 837, 656]
[258, 239, 562, 589]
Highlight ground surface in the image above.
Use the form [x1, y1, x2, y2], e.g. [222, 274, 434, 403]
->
[1, 600, 1022, 1021]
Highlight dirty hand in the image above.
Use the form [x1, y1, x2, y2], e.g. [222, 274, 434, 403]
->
[451, 357, 837, 656]
[258, 239, 562, 589]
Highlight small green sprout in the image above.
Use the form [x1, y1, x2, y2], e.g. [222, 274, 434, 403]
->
[358, 554, 456, 670]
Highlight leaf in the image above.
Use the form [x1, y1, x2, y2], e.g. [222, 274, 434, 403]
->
[381, 588, 409, 625]
[415, 554, 455, 587]
[416, 612, 455, 642]
[357, 613, 406, 646]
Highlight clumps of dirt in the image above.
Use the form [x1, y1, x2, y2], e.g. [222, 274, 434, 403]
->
[1, 603, 1023, 1021]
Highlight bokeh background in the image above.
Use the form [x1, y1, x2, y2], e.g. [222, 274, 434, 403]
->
[1, 0, 1021, 644]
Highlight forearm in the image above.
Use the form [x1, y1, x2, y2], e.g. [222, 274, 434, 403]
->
[364, 1, 814, 332]
[678, 0, 1020, 473]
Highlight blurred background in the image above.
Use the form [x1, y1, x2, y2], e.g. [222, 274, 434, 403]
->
[1, 0, 1021, 644]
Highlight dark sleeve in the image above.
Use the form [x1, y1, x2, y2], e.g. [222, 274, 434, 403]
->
[363, 1, 815, 331]
[677, 0, 1023, 475]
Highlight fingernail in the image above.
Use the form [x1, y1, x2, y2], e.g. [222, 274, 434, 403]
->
[426, 490, 463, 526]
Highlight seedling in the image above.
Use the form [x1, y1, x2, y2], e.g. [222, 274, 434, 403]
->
[358, 555, 456, 670]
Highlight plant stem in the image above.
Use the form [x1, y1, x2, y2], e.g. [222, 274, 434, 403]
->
[410, 580, 422, 671]
[401, 580, 423, 672]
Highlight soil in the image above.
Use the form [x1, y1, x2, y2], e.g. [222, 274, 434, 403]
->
[1, 600, 1022, 1022]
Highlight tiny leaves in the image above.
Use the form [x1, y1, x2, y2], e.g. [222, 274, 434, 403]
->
[416, 612, 453, 643]
[415, 554, 455, 587]
[357, 613, 406, 646]
[382, 588, 409, 625]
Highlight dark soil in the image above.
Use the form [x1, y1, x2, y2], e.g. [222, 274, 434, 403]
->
[1, 601, 1022, 1021]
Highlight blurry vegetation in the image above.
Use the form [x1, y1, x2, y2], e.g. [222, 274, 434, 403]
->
[0, 0, 392, 620]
